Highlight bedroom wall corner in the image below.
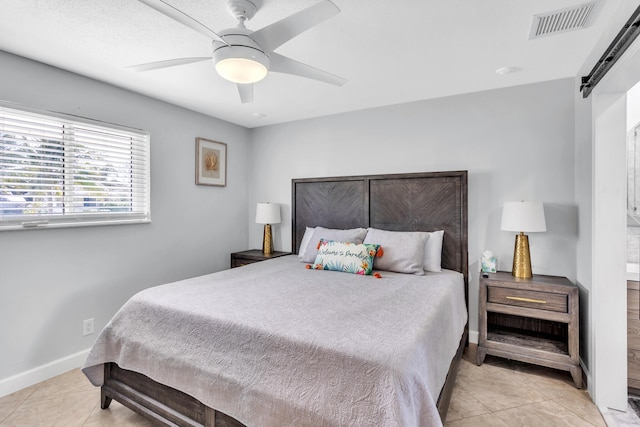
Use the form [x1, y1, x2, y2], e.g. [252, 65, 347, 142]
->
[0, 50, 252, 396]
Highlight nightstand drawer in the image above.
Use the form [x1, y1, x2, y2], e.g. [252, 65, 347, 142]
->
[488, 287, 567, 313]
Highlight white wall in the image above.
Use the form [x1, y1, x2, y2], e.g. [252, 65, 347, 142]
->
[591, 91, 628, 411]
[0, 51, 251, 392]
[574, 77, 594, 382]
[249, 78, 578, 342]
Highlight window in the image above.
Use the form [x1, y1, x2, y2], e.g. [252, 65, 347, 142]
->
[0, 102, 150, 230]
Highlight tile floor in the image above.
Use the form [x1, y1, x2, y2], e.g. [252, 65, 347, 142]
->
[447, 350, 607, 426]
[0, 348, 625, 426]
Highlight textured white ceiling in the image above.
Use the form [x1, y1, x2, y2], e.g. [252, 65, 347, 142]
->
[0, 0, 639, 128]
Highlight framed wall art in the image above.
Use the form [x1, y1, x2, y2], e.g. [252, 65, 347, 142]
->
[195, 137, 227, 187]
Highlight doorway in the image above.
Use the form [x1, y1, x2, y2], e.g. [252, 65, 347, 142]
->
[590, 35, 640, 413]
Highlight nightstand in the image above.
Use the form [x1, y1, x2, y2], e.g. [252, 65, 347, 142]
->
[477, 271, 582, 388]
[230, 249, 290, 268]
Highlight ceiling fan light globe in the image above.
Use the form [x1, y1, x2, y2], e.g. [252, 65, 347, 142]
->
[213, 45, 270, 84]
[216, 57, 268, 84]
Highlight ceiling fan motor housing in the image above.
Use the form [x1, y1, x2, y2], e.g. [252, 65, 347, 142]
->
[212, 28, 270, 83]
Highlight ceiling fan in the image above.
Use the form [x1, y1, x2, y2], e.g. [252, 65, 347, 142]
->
[132, 0, 347, 103]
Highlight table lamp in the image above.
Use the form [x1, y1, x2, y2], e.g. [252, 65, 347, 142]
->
[256, 202, 281, 254]
[500, 201, 546, 279]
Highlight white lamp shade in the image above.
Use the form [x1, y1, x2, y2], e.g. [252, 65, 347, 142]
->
[501, 201, 546, 232]
[256, 203, 281, 224]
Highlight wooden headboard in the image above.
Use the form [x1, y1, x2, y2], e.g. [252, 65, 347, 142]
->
[291, 171, 468, 285]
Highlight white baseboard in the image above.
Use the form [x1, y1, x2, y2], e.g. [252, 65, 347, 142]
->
[598, 405, 617, 427]
[580, 358, 593, 394]
[469, 329, 479, 344]
[0, 349, 90, 398]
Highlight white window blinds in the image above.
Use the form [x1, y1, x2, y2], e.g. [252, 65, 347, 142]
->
[0, 102, 150, 230]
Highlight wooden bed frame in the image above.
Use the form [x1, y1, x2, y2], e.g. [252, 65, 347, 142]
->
[99, 170, 469, 427]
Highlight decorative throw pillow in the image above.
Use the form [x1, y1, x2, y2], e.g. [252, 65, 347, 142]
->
[311, 239, 380, 275]
[363, 228, 428, 275]
[424, 230, 444, 272]
[300, 227, 368, 263]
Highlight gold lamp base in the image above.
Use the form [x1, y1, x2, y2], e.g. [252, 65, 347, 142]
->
[512, 232, 532, 279]
[262, 224, 274, 254]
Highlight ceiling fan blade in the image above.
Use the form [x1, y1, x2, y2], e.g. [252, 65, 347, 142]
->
[237, 84, 254, 104]
[127, 57, 210, 72]
[137, 0, 228, 44]
[269, 53, 346, 86]
[251, 0, 340, 53]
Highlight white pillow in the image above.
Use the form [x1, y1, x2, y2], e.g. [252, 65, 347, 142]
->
[424, 230, 444, 272]
[363, 228, 428, 275]
[300, 226, 368, 263]
[297, 227, 315, 261]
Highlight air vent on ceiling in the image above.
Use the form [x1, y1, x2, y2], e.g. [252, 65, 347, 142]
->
[529, 2, 597, 39]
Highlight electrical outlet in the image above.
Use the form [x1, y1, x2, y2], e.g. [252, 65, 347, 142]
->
[83, 318, 94, 336]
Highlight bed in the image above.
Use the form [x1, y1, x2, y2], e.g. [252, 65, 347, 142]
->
[82, 170, 469, 427]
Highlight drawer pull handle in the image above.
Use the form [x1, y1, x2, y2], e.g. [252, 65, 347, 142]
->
[506, 296, 547, 304]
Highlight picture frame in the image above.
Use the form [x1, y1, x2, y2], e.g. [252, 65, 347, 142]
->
[195, 137, 227, 187]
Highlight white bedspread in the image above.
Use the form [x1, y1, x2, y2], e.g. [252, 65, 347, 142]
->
[82, 255, 467, 427]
